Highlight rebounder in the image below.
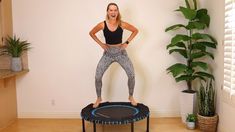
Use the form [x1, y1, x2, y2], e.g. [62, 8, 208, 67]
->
[81, 102, 150, 132]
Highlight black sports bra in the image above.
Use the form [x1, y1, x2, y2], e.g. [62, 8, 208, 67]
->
[103, 21, 123, 45]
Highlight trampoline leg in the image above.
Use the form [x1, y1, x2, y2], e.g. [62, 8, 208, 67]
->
[93, 122, 96, 132]
[82, 119, 85, 132]
[146, 116, 149, 132]
[131, 122, 134, 132]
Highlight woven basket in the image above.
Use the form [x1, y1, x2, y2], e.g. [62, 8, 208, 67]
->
[197, 114, 218, 132]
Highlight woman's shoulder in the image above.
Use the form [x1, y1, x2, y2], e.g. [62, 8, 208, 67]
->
[95, 21, 105, 29]
[120, 21, 130, 28]
[120, 21, 138, 31]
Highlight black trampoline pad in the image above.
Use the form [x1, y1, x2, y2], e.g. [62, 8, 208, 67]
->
[81, 102, 149, 125]
[92, 105, 139, 120]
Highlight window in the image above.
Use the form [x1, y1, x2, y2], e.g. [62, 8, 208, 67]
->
[224, 0, 235, 96]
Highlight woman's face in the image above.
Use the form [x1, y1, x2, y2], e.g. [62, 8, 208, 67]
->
[107, 5, 119, 20]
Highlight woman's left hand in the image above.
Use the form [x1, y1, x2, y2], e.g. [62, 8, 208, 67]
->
[121, 43, 128, 50]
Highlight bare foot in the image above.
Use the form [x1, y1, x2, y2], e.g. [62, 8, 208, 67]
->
[93, 98, 102, 108]
[129, 96, 137, 106]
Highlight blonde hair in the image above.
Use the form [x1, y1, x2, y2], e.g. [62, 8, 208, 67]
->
[106, 3, 122, 26]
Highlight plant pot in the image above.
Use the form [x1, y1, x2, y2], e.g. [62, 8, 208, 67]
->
[197, 113, 218, 132]
[186, 121, 195, 129]
[11, 57, 22, 72]
[180, 91, 196, 123]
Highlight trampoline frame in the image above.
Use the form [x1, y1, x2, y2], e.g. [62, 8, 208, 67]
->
[81, 102, 150, 132]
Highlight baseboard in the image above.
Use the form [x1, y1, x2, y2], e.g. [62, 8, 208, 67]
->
[150, 110, 180, 117]
[18, 112, 81, 119]
[18, 110, 180, 119]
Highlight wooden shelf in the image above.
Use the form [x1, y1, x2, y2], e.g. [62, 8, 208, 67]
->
[0, 69, 29, 79]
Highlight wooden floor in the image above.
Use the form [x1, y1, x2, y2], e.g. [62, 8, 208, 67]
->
[1, 118, 201, 132]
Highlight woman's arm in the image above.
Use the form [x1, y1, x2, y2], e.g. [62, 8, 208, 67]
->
[121, 21, 139, 44]
[89, 22, 109, 51]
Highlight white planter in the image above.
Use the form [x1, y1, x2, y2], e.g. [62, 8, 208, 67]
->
[186, 121, 195, 129]
[11, 57, 22, 72]
[180, 91, 196, 123]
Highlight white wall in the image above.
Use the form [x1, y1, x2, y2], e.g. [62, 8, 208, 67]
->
[13, 0, 195, 118]
[204, 0, 235, 132]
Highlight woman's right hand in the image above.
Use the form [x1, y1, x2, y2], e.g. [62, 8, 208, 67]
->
[100, 43, 109, 51]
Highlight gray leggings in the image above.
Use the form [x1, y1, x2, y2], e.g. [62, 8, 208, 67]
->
[95, 47, 135, 98]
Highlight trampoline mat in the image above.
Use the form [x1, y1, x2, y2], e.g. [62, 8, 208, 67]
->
[81, 102, 149, 125]
[92, 105, 138, 120]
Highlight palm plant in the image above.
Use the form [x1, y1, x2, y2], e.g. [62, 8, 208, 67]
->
[165, 0, 217, 92]
[0, 35, 31, 57]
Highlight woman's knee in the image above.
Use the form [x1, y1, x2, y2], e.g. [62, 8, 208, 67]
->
[95, 75, 102, 81]
[128, 73, 135, 80]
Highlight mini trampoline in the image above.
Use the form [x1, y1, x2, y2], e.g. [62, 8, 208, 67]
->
[81, 102, 150, 132]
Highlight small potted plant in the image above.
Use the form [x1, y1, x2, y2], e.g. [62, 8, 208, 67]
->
[186, 113, 196, 129]
[0, 35, 31, 71]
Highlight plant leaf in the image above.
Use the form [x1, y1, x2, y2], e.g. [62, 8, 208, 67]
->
[192, 75, 206, 81]
[167, 63, 188, 77]
[167, 42, 186, 49]
[204, 51, 214, 59]
[177, 6, 197, 20]
[186, 21, 206, 30]
[200, 14, 210, 27]
[192, 33, 217, 44]
[194, 72, 215, 80]
[185, 0, 191, 9]
[196, 9, 208, 16]
[175, 75, 192, 82]
[196, 9, 210, 27]
[192, 43, 206, 51]
[191, 51, 214, 59]
[169, 49, 188, 58]
[193, 0, 197, 10]
[193, 42, 217, 49]
[191, 52, 206, 59]
[191, 61, 208, 70]
[171, 34, 190, 44]
[165, 24, 187, 32]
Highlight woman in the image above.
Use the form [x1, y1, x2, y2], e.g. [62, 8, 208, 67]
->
[89, 3, 138, 108]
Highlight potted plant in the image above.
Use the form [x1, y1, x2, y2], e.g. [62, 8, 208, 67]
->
[0, 35, 31, 71]
[165, 0, 217, 122]
[197, 79, 218, 132]
[186, 113, 196, 129]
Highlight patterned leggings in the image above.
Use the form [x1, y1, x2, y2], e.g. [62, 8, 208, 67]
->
[95, 47, 135, 98]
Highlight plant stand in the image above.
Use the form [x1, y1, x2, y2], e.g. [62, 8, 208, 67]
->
[180, 91, 196, 123]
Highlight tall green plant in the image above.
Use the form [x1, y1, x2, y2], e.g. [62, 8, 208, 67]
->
[0, 36, 31, 57]
[165, 0, 217, 92]
[197, 79, 215, 116]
